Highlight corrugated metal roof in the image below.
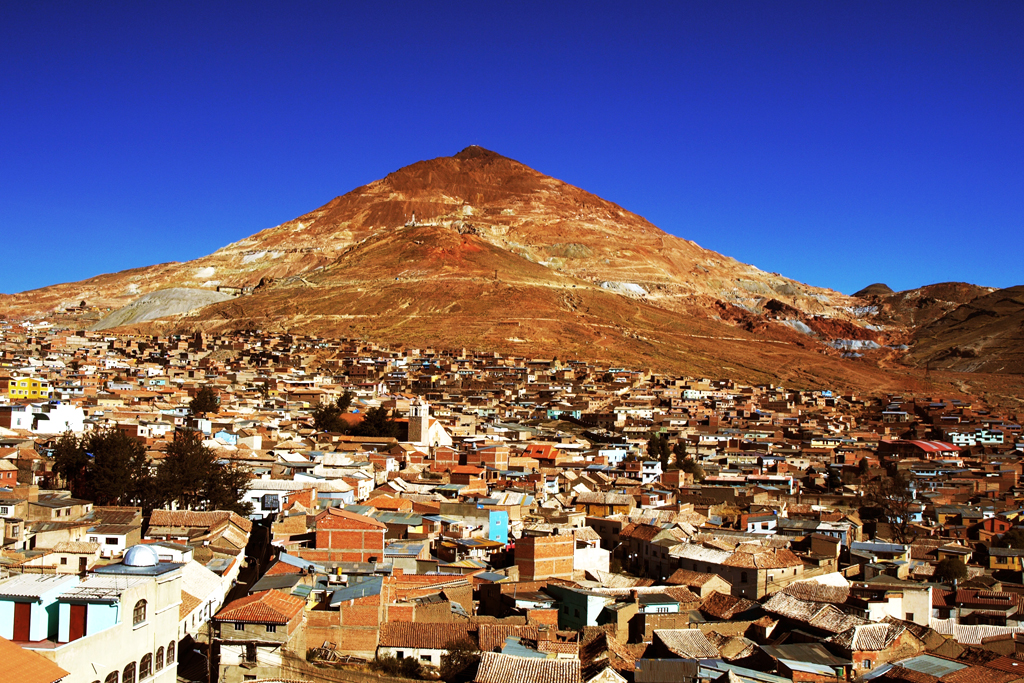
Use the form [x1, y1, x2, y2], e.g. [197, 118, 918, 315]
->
[0, 574, 78, 599]
[896, 654, 967, 677]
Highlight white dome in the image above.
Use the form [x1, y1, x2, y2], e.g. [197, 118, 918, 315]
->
[123, 545, 160, 567]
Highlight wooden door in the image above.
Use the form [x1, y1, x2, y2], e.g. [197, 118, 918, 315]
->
[12, 601, 30, 641]
[69, 603, 87, 641]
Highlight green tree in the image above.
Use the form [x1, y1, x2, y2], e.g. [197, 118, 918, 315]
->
[671, 440, 688, 470]
[858, 457, 871, 476]
[934, 558, 968, 584]
[826, 467, 842, 492]
[155, 430, 252, 515]
[83, 428, 153, 507]
[336, 389, 354, 412]
[351, 407, 398, 438]
[647, 433, 670, 471]
[370, 654, 424, 679]
[997, 528, 1024, 549]
[51, 429, 155, 508]
[865, 470, 917, 544]
[680, 457, 705, 483]
[311, 401, 348, 433]
[188, 386, 220, 416]
[440, 640, 481, 683]
[52, 431, 93, 500]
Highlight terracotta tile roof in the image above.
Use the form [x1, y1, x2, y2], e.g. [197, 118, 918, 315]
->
[723, 547, 803, 569]
[148, 509, 253, 533]
[942, 665, 1020, 683]
[379, 622, 476, 650]
[215, 589, 304, 625]
[180, 590, 202, 620]
[314, 506, 387, 530]
[51, 540, 99, 554]
[663, 586, 701, 605]
[665, 568, 723, 588]
[825, 623, 903, 651]
[0, 636, 70, 683]
[699, 591, 758, 620]
[879, 665, 940, 683]
[653, 629, 720, 659]
[781, 580, 850, 604]
[475, 652, 581, 683]
[478, 624, 540, 653]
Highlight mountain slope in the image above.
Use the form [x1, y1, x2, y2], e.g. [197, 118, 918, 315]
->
[905, 286, 1024, 373]
[0, 146, 981, 392]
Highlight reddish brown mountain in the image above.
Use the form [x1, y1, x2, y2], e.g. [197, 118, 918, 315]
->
[0, 147, 1018, 393]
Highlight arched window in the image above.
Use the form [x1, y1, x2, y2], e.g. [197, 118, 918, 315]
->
[156, 647, 164, 671]
[167, 641, 176, 665]
[133, 600, 147, 626]
[123, 662, 136, 683]
[139, 654, 152, 679]
[104, 673, 118, 683]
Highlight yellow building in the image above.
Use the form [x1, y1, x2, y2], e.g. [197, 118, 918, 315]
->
[3, 377, 51, 400]
[989, 547, 1024, 571]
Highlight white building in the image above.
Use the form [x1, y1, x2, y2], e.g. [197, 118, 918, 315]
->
[0, 544, 183, 683]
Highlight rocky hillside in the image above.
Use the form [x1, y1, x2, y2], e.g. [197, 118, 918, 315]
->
[0, 147, 1018, 390]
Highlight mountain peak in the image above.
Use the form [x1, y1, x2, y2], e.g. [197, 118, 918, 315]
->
[452, 145, 506, 161]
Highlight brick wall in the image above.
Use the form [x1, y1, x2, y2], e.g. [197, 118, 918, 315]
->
[516, 534, 574, 581]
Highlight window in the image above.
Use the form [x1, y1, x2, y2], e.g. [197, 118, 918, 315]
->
[245, 644, 257, 663]
[741, 572, 748, 583]
[105, 674, 118, 683]
[155, 648, 163, 671]
[905, 613, 914, 622]
[234, 622, 245, 631]
[139, 654, 151, 679]
[133, 600, 147, 626]
[396, 651, 405, 659]
[0, 507, 8, 515]
[574, 609, 580, 617]
[167, 642, 175, 665]
[863, 660, 872, 669]
[60, 557, 68, 565]
[89, 536, 99, 543]
[265, 624, 277, 633]
[106, 537, 118, 545]
[123, 663, 136, 683]
[420, 655, 431, 662]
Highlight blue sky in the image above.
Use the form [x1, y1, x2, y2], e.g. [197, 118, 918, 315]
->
[1, 2, 1021, 296]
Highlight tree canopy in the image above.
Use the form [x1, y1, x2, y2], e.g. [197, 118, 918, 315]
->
[351, 406, 399, 438]
[998, 528, 1024, 549]
[51, 428, 251, 515]
[336, 390, 354, 412]
[934, 558, 968, 584]
[312, 401, 349, 433]
[188, 386, 220, 416]
[864, 470, 917, 544]
[680, 456, 705, 482]
[155, 429, 252, 516]
[647, 433, 670, 471]
[52, 429, 154, 507]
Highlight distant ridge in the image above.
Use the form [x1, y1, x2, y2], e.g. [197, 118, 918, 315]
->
[853, 283, 893, 297]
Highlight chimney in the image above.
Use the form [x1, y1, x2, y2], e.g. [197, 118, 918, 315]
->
[629, 590, 639, 603]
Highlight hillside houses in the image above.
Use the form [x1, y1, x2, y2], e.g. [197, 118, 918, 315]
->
[0, 328, 1022, 680]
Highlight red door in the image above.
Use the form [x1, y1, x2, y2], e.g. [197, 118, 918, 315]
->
[69, 604, 87, 641]
[13, 602, 31, 641]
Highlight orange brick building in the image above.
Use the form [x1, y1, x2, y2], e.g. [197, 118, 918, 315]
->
[516, 532, 574, 581]
[314, 508, 386, 562]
